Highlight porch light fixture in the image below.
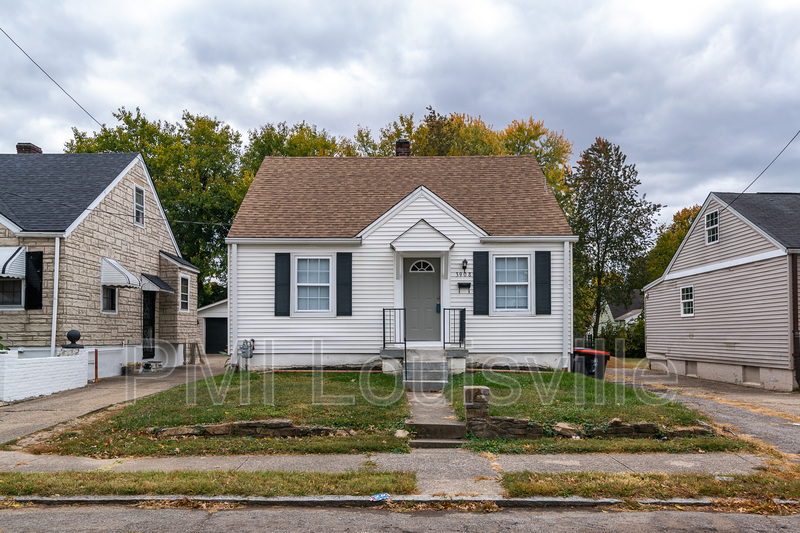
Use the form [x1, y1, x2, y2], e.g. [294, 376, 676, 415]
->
[462, 259, 468, 272]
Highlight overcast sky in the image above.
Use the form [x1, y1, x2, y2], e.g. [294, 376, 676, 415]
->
[2, 0, 798, 223]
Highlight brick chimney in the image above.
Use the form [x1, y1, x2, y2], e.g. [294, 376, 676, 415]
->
[16, 143, 42, 154]
[395, 139, 410, 157]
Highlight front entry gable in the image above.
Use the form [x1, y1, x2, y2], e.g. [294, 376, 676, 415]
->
[391, 219, 454, 252]
[357, 186, 487, 241]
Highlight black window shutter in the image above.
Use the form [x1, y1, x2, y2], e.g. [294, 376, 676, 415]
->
[535, 251, 551, 315]
[473, 251, 489, 315]
[274, 253, 290, 316]
[24, 251, 43, 310]
[336, 252, 352, 316]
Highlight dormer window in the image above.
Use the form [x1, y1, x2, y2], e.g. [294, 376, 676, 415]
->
[134, 185, 145, 227]
[705, 210, 719, 244]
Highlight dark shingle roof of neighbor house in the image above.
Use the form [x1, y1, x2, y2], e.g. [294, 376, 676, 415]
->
[714, 192, 800, 249]
[609, 290, 643, 321]
[0, 152, 138, 232]
[229, 155, 573, 238]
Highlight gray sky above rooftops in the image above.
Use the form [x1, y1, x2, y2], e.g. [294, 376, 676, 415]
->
[1, 0, 799, 224]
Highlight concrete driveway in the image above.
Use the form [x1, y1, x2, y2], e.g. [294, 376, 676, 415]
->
[607, 365, 800, 456]
[0, 354, 227, 445]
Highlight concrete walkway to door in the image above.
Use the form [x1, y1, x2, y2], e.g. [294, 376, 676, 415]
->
[0, 354, 228, 445]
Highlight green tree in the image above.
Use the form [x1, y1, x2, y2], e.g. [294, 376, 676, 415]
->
[566, 138, 661, 339]
[354, 107, 573, 197]
[241, 121, 358, 176]
[503, 118, 573, 208]
[66, 107, 248, 306]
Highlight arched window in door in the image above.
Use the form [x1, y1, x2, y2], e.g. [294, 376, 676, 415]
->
[409, 260, 435, 273]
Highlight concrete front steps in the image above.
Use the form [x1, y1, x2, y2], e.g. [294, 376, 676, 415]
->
[405, 391, 466, 449]
[403, 349, 448, 392]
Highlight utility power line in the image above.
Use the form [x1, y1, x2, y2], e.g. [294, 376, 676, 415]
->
[0, 25, 103, 128]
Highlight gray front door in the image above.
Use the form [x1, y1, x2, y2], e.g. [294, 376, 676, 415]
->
[404, 258, 441, 341]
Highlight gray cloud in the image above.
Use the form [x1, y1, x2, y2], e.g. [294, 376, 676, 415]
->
[1, 0, 798, 222]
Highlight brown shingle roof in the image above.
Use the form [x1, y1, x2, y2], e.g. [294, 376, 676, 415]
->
[228, 156, 573, 239]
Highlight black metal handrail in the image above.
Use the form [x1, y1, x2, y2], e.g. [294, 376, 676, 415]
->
[443, 308, 466, 349]
[382, 308, 407, 380]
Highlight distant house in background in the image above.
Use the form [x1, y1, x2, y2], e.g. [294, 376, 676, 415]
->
[0, 144, 199, 401]
[198, 299, 227, 355]
[588, 290, 643, 339]
[644, 192, 800, 392]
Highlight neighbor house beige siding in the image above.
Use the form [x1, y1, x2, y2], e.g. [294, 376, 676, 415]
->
[646, 255, 791, 369]
[670, 197, 777, 273]
[1, 159, 197, 349]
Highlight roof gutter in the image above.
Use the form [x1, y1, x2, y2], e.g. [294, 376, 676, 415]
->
[224, 237, 363, 246]
[15, 231, 66, 238]
[480, 235, 579, 243]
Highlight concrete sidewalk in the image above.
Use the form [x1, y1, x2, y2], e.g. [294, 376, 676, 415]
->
[0, 354, 227, 445]
[0, 448, 768, 497]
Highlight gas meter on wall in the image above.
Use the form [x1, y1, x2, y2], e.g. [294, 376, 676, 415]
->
[240, 339, 254, 359]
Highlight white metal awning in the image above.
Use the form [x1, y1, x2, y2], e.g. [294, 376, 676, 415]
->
[100, 257, 140, 288]
[0, 246, 26, 278]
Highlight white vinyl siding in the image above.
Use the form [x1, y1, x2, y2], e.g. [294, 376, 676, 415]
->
[646, 255, 791, 369]
[232, 192, 570, 359]
[671, 198, 776, 273]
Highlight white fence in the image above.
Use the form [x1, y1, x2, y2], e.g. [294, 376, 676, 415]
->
[86, 342, 184, 380]
[0, 349, 88, 402]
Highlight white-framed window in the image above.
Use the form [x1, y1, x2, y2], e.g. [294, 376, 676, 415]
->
[295, 256, 332, 314]
[180, 275, 190, 312]
[134, 185, 145, 227]
[680, 286, 694, 317]
[101, 286, 118, 314]
[705, 210, 719, 244]
[0, 278, 24, 309]
[492, 255, 530, 312]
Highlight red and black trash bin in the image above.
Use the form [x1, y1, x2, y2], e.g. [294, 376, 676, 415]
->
[571, 348, 611, 380]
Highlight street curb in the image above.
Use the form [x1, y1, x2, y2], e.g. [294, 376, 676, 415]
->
[9, 494, 780, 508]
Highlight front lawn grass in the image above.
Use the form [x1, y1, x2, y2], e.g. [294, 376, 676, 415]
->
[16, 371, 410, 457]
[464, 435, 758, 454]
[446, 371, 752, 453]
[446, 371, 708, 427]
[502, 468, 800, 501]
[0, 470, 416, 497]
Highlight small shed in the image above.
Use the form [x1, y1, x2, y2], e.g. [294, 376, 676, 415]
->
[197, 299, 228, 355]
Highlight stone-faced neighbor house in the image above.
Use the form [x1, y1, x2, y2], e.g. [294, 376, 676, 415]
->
[225, 141, 577, 375]
[0, 144, 199, 399]
[644, 192, 800, 391]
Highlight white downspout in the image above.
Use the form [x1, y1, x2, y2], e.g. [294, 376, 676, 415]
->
[562, 240, 571, 369]
[229, 243, 238, 367]
[50, 237, 61, 356]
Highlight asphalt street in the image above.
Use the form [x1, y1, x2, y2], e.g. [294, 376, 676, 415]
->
[0, 506, 797, 532]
